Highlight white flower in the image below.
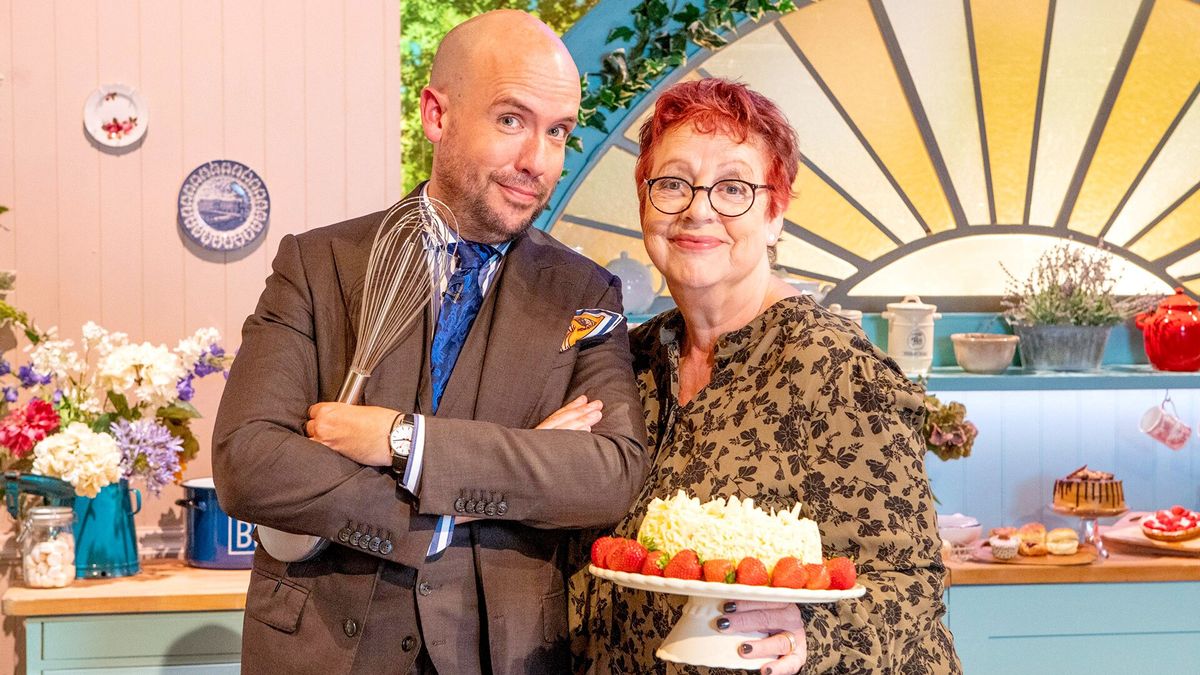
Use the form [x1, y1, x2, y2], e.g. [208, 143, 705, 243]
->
[97, 342, 185, 410]
[32, 423, 122, 498]
[29, 338, 83, 380]
[81, 321, 128, 359]
[175, 327, 222, 366]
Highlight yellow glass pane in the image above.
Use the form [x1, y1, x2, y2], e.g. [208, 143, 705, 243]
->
[547, 219, 665, 291]
[780, 1, 955, 233]
[561, 147, 642, 231]
[1068, 0, 1200, 235]
[785, 162, 897, 260]
[972, 0, 1050, 225]
[1186, 280, 1200, 296]
[1130, 188, 1200, 260]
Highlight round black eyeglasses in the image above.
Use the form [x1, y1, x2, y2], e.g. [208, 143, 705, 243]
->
[645, 176, 771, 218]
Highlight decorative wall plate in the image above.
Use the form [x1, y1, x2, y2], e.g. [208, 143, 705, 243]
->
[177, 160, 270, 252]
[83, 84, 148, 147]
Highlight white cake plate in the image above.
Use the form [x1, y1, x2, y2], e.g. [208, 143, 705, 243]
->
[589, 565, 866, 669]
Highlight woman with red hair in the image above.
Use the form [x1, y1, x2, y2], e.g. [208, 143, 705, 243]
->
[573, 79, 959, 674]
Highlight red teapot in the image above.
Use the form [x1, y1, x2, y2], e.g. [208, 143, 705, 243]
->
[1136, 288, 1200, 372]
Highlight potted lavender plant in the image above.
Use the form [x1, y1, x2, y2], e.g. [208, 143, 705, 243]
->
[1002, 243, 1158, 371]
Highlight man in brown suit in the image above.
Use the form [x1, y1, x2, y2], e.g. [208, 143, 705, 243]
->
[212, 10, 648, 674]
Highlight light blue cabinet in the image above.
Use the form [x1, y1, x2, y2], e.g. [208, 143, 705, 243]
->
[23, 611, 242, 675]
[945, 582, 1200, 674]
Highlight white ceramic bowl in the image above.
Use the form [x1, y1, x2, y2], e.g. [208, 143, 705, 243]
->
[951, 333, 1019, 374]
[936, 513, 982, 546]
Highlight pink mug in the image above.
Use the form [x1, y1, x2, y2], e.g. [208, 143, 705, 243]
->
[1139, 403, 1192, 450]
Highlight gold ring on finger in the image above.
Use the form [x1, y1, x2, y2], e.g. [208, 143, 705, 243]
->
[777, 630, 797, 656]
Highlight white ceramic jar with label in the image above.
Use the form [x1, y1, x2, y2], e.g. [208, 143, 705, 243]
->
[881, 295, 941, 376]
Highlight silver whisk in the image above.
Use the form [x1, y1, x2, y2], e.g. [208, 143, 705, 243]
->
[257, 195, 460, 563]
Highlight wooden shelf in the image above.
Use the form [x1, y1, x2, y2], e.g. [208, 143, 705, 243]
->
[1, 560, 249, 617]
[945, 550, 1200, 586]
[923, 364, 1200, 392]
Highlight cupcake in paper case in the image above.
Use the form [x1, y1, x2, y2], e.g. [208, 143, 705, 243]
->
[989, 534, 1019, 560]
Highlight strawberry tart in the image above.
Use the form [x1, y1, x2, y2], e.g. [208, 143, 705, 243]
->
[1141, 505, 1200, 543]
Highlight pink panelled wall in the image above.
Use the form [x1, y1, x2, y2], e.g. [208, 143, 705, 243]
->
[0, 1, 401, 669]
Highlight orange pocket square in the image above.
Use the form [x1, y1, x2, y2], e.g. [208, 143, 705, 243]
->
[561, 308, 625, 352]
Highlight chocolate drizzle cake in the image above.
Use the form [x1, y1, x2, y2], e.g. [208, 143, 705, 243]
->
[1053, 465, 1126, 513]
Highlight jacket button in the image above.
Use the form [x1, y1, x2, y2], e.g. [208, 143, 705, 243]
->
[358, 535, 371, 550]
[496, 501, 508, 515]
[343, 618, 358, 637]
[418, 581, 432, 596]
[380, 539, 393, 555]
[465, 498, 477, 512]
[350, 531, 362, 546]
[485, 502, 497, 516]
[369, 536, 381, 552]
[401, 635, 417, 652]
[454, 497, 467, 513]
[338, 527, 351, 543]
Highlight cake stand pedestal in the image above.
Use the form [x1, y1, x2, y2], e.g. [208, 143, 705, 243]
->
[1051, 505, 1128, 558]
[589, 565, 865, 670]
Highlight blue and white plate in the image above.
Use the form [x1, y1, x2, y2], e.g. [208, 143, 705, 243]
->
[177, 160, 270, 252]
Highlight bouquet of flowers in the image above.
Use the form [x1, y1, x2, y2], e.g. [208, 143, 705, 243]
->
[922, 393, 977, 462]
[0, 302, 232, 497]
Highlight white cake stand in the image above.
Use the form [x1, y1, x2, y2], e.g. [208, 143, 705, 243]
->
[589, 565, 866, 669]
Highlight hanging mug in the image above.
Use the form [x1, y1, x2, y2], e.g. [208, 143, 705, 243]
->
[1139, 397, 1192, 450]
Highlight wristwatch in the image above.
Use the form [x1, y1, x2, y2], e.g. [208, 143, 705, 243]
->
[389, 413, 415, 478]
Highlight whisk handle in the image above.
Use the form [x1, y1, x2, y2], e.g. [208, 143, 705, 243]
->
[337, 370, 370, 404]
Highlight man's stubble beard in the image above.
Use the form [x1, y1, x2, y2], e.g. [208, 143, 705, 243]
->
[433, 152, 551, 244]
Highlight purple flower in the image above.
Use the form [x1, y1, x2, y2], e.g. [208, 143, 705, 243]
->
[0, 359, 10, 377]
[209, 345, 225, 358]
[111, 419, 184, 496]
[51, 389, 63, 405]
[3, 386, 17, 403]
[176, 375, 195, 402]
[17, 365, 52, 388]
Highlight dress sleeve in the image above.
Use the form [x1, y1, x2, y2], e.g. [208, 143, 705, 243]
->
[787, 330, 961, 673]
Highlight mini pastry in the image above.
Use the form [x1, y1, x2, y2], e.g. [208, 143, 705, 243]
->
[1046, 528, 1080, 555]
[988, 527, 1017, 539]
[989, 534, 1019, 560]
[1018, 522, 1046, 544]
[1018, 539, 1048, 556]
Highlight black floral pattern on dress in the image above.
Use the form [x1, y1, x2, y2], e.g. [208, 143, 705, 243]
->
[571, 296, 961, 674]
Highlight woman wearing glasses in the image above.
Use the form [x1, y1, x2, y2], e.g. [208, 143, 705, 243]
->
[572, 79, 959, 674]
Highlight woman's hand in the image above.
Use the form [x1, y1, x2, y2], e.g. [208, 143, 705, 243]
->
[718, 601, 807, 675]
[305, 402, 396, 467]
[535, 395, 603, 431]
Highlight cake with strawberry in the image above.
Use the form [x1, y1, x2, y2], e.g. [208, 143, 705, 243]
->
[1141, 505, 1200, 543]
[1053, 465, 1126, 514]
[589, 491, 858, 591]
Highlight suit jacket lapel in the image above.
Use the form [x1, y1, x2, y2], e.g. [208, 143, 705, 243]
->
[473, 234, 581, 429]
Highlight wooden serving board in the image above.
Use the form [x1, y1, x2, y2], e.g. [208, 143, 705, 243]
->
[969, 543, 1098, 566]
[1102, 525, 1200, 557]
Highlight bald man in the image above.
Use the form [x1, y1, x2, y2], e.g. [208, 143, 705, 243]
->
[213, 10, 648, 674]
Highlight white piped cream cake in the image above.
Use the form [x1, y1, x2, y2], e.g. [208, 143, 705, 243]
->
[636, 491, 823, 571]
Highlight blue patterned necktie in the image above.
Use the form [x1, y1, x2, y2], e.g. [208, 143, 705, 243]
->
[430, 240, 498, 412]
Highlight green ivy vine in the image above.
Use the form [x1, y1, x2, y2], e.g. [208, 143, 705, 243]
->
[570, 0, 799, 152]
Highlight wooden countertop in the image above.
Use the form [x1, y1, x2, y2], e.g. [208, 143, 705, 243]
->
[945, 549, 1200, 586]
[2, 560, 250, 617]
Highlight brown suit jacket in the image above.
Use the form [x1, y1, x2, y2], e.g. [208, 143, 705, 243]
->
[212, 192, 648, 674]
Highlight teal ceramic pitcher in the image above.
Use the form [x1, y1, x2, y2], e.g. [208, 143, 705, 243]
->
[73, 479, 141, 578]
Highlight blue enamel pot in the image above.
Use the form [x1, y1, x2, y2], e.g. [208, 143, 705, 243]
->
[176, 477, 256, 569]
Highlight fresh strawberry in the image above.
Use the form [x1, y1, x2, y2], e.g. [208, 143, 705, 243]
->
[605, 539, 648, 573]
[804, 563, 831, 590]
[663, 549, 703, 580]
[641, 550, 669, 577]
[590, 536, 619, 568]
[1171, 505, 1187, 517]
[825, 557, 857, 591]
[770, 557, 808, 589]
[736, 557, 769, 586]
[702, 559, 737, 583]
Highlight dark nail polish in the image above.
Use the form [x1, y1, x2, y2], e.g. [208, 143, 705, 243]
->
[716, 617, 730, 630]
[723, 601, 737, 613]
[740, 643, 753, 655]
[763, 669, 773, 675]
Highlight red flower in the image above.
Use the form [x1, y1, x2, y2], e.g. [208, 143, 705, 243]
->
[0, 399, 61, 458]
